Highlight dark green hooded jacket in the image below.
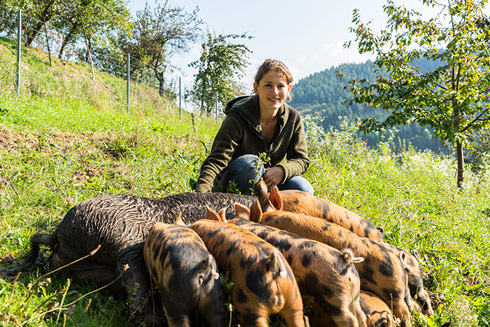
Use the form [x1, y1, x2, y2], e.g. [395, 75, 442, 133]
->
[195, 95, 309, 193]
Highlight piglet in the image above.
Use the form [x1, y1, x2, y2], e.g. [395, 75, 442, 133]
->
[187, 217, 305, 327]
[309, 291, 394, 327]
[143, 221, 225, 327]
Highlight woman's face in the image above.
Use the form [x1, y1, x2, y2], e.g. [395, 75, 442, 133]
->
[254, 70, 292, 113]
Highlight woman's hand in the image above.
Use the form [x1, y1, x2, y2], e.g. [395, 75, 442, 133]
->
[263, 166, 285, 191]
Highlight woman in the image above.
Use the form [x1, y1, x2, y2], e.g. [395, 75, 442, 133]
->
[195, 59, 313, 195]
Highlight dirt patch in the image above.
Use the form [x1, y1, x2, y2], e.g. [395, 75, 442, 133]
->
[0, 125, 30, 150]
[0, 125, 111, 153]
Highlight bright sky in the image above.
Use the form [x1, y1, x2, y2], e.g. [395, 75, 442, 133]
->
[127, 0, 439, 104]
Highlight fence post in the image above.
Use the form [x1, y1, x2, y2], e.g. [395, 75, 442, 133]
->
[215, 91, 218, 123]
[126, 53, 130, 113]
[179, 76, 182, 120]
[16, 10, 22, 96]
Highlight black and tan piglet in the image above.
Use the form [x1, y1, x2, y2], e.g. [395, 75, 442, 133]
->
[143, 222, 225, 327]
[240, 200, 414, 326]
[187, 218, 305, 327]
[207, 207, 367, 327]
[309, 291, 394, 327]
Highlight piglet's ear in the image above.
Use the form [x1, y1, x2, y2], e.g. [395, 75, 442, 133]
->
[250, 200, 263, 223]
[269, 186, 283, 211]
[218, 208, 227, 222]
[175, 212, 185, 226]
[234, 203, 250, 220]
[255, 177, 268, 198]
[205, 205, 226, 222]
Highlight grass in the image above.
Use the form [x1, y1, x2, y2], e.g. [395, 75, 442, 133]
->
[1, 37, 489, 326]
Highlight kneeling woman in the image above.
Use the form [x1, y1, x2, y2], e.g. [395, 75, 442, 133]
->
[195, 59, 313, 195]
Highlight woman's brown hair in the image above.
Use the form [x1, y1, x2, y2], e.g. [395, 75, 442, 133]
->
[254, 59, 293, 85]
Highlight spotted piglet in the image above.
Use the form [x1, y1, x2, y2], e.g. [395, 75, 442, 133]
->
[256, 179, 385, 241]
[360, 291, 395, 327]
[143, 222, 226, 327]
[309, 291, 394, 327]
[242, 200, 414, 326]
[188, 217, 305, 327]
[206, 207, 367, 327]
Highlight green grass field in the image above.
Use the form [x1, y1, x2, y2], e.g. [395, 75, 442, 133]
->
[0, 38, 489, 326]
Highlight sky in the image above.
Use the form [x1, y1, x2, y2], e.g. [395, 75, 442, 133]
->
[126, 0, 439, 102]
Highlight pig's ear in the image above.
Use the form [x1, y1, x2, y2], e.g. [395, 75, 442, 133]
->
[399, 251, 416, 274]
[234, 203, 250, 220]
[217, 208, 227, 222]
[198, 255, 218, 285]
[267, 250, 287, 279]
[255, 178, 268, 198]
[175, 212, 185, 226]
[269, 186, 283, 211]
[205, 205, 226, 222]
[250, 200, 263, 223]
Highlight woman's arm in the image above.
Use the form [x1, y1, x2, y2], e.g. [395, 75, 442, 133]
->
[195, 116, 243, 192]
[275, 113, 310, 183]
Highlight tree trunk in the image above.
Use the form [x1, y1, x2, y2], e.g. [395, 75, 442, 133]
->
[26, 22, 43, 45]
[27, 0, 57, 45]
[456, 141, 464, 188]
[58, 24, 78, 59]
[43, 21, 51, 67]
[158, 72, 165, 97]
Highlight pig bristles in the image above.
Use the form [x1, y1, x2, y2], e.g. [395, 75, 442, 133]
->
[342, 249, 364, 264]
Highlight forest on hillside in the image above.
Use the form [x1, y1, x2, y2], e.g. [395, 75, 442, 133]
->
[290, 59, 449, 154]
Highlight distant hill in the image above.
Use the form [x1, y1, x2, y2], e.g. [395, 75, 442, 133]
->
[290, 60, 449, 154]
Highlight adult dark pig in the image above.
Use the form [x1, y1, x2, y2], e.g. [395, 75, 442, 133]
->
[143, 221, 225, 327]
[0, 192, 255, 326]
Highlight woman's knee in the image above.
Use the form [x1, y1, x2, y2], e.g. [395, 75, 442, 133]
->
[278, 176, 314, 194]
[218, 155, 265, 194]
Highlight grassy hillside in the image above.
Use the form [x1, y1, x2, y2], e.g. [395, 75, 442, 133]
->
[0, 38, 489, 327]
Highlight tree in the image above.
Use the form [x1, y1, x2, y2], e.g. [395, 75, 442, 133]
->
[0, 0, 17, 34]
[54, 0, 132, 60]
[0, 0, 59, 45]
[344, 0, 490, 187]
[189, 32, 252, 114]
[121, 1, 202, 96]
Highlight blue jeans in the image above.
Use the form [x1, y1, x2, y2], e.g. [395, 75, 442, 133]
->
[215, 154, 314, 195]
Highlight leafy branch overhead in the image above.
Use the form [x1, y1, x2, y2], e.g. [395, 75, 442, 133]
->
[344, 0, 490, 187]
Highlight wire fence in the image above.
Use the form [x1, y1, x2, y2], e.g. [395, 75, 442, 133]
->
[0, 10, 188, 117]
